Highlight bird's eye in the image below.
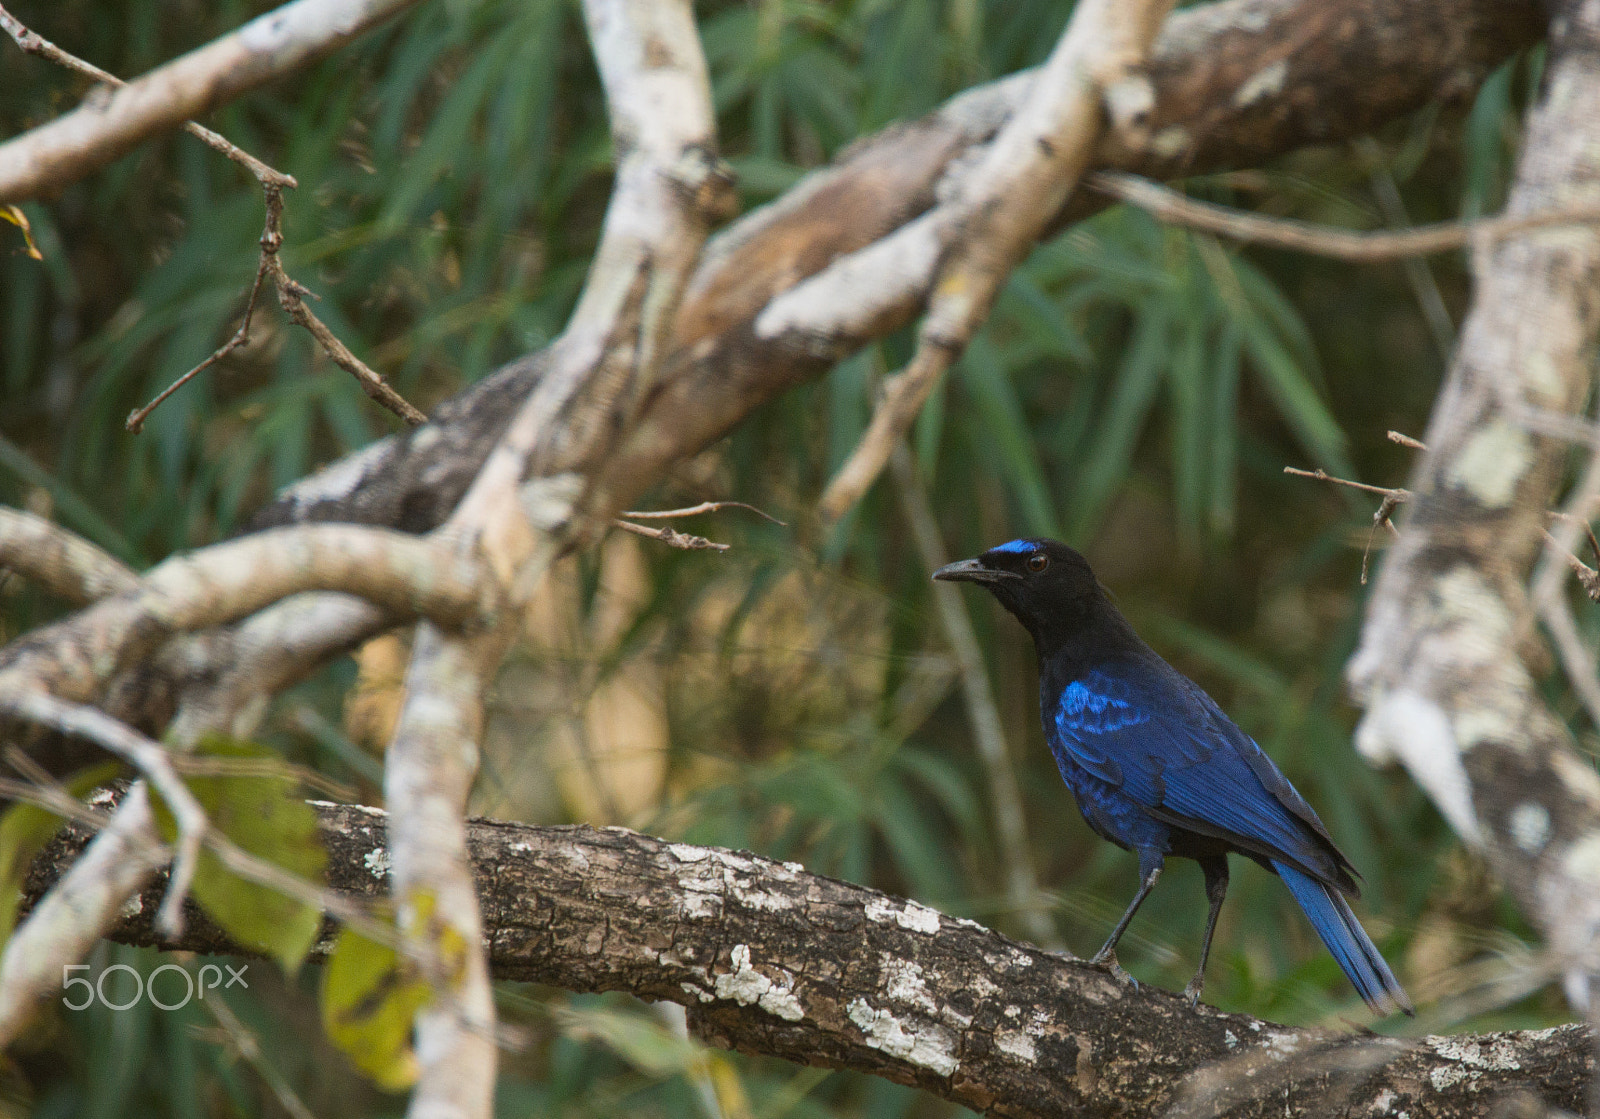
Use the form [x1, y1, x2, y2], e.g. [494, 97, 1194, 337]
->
[1027, 553, 1049, 573]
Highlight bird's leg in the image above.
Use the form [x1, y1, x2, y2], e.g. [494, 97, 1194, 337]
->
[1183, 857, 1229, 1008]
[1089, 862, 1162, 988]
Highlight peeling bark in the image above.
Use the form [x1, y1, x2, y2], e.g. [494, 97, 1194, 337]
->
[25, 800, 1594, 1119]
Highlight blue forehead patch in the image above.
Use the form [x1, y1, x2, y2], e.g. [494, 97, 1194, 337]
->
[988, 539, 1037, 555]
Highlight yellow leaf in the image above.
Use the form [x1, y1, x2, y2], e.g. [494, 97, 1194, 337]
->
[1, 206, 43, 260]
[321, 924, 431, 1091]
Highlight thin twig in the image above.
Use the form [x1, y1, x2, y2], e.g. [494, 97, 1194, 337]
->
[619, 500, 787, 526]
[1091, 171, 1600, 261]
[1282, 466, 1410, 500]
[126, 252, 271, 433]
[1283, 467, 1410, 584]
[1356, 137, 1455, 363]
[1387, 430, 1426, 450]
[612, 519, 729, 551]
[130, 186, 426, 431]
[1543, 530, 1600, 603]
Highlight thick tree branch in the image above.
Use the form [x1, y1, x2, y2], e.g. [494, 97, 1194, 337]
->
[24, 801, 1595, 1119]
[1348, 0, 1600, 1011]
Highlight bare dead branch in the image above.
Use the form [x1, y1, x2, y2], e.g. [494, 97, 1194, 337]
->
[1092, 171, 1600, 261]
[0, 0, 426, 204]
[816, 0, 1177, 525]
[128, 182, 426, 432]
[0, 507, 137, 604]
[1389, 430, 1427, 449]
[619, 501, 787, 526]
[612, 520, 729, 551]
[0, 2, 297, 192]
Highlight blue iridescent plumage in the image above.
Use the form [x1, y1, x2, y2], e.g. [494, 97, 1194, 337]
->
[934, 538, 1411, 1015]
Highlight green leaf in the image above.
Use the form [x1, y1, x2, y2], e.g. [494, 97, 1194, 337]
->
[321, 924, 431, 1091]
[0, 762, 120, 944]
[152, 737, 326, 973]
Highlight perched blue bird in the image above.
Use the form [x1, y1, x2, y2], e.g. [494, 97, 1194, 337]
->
[934, 538, 1412, 1015]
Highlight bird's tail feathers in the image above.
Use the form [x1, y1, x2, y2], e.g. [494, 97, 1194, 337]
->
[1273, 861, 1414, 1017]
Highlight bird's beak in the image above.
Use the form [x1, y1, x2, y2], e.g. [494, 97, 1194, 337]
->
[932, 558, 1016, 584]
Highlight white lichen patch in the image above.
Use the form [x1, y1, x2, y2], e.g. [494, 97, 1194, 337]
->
[676, 890, 722, 920]
[1233, 58, 1288, 108]
[846, 997, 960, 1076]
[1371, 1088, 1397, 1113]
[1150, 125, 1190, 160]
[681, 981, 714, 1003]
[881, 957, 938, 1014]
[865, 896, 942, 935]
[669, 844, 709, 864]
[282, 438, 390, 511]
[714, 944, 805, 1022]
[1224, 1030, 1239, 1050]
[363, 847, 392, 879]
[1426, 1036, 1523, 1091]
[995, 1029, 1037, 1063]
[508, 841, 532, 855]
[1264, 1030, 1301, 1058]
[1447, 418, 1533, 508]
[1562, 832, 1600, 882]
[1507, 802, 1552, 854]
[970, 974, 1001, 998]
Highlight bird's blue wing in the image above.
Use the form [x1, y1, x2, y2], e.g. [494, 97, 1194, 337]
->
[1051, 664, 1352, 885]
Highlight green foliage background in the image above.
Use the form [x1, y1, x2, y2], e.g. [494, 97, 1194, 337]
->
[0, 0, 1584, 1116]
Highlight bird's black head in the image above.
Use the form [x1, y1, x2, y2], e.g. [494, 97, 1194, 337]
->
[933, 538, 1107, 651]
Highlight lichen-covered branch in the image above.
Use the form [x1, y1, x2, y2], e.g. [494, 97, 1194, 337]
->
[27, 802, 1595, 1119]
[0, 524, 492, 705]
[1348, 0, 1600, 1011]
[0, 507, 137, 605]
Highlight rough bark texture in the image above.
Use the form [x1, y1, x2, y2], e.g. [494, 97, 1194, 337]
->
[248, 0, 1543, 540]
[24, 800, 1594, 1119]
[1347, 0, 1600, 1011]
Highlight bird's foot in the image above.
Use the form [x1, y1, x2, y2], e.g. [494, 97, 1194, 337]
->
[1089, 948, 1139, 991]
[1182, 975, 1205, 1009]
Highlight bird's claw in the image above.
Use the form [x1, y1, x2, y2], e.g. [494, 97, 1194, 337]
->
[1182, 978, 1205, 1008]
[1089, 949, 1139, 991]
